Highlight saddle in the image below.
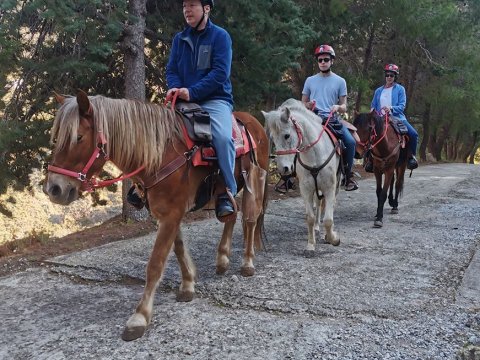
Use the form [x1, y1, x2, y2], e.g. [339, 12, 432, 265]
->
[319, 114, 361, 156]
[176, 102, 256, 167]
[389, 116, 409, 135]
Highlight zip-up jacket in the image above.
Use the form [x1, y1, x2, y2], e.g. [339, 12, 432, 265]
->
[166, 19, 233, 104]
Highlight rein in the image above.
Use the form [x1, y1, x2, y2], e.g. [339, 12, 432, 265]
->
[47, 130, 146, 192]
[275, 110, 333, 155]
[359, 112, 402, 168]
[275, 109, 338, 200]
[47, 94, 187, 193]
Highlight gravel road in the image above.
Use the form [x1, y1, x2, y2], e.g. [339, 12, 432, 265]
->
[1, 163, 479, 360]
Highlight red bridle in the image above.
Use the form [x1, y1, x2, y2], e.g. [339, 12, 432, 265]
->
[357, 111, 389, 150]
[275, 110, 333, 156]
[47, 130, 145, 192]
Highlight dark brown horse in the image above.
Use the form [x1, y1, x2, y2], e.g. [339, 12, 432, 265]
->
[43, 91, 269, 341]
[353, 111, 407, 227]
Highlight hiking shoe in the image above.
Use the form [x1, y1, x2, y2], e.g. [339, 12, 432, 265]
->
[345, 177, 359, 191]
[407, 156, 418, 170]
[215, 193, 235, 217]
[126, 185, 146, 210]
[364, 159, 374, 173]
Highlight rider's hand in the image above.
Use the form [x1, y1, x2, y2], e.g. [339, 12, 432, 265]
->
[382, 106, 391, 114]
[331, 105, 339, 113]
[177, 88, 190, 101]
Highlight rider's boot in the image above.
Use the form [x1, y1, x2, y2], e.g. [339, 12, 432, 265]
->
[127, 184, 146, 210]
[216, 192, 235, 217]
[345, 171, 359, 191]
[407, 155, 418, 170]
[364, 155, 374, 173]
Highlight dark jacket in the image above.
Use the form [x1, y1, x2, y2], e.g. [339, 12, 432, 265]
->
[166, 19, 233, 104]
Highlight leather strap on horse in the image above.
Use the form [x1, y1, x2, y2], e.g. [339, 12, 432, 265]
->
[142, 146, 199, 189]
[296, 141, 339, 200]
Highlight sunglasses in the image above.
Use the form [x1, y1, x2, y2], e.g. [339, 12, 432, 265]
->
[317, 57, 331, 63]
[385, 73, 395, 78]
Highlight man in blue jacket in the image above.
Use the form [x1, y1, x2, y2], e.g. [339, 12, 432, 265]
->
[166, 0, 236, 217]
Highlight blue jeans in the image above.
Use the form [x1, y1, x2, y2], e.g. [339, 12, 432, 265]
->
[341, 121, 356, 174]
[403, 119, 418, 156]
[199, 99, 237, 196]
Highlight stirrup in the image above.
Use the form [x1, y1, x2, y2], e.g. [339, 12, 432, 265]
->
[274, 175, 296, 194]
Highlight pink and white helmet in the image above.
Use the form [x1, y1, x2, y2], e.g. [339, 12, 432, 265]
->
[384, 64, 399, 75]
[314, 44, 336, 58]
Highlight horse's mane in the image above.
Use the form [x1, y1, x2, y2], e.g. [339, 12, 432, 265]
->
[51, 95, 183, 174]
[353, 112, 384, 135]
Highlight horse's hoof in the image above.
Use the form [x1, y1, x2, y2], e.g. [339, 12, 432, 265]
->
[374, 220, 383, 228]
[176, 290, 194, 302]
[391, 208, 398, 214]
[304, 249, 315, 258]
[240, 266, 255, 277]
[326, 236, 340, 246]
[216, 264, 229, 275]
[122, 326, 146, 341]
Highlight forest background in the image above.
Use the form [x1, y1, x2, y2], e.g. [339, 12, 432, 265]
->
[0, 0, 479, 242]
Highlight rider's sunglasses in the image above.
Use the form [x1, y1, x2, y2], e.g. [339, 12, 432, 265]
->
[385, 73, 395, 78]
[317, 57, 331, 63]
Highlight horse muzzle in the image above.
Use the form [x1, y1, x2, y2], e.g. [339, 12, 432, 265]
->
[43, 173, 80, 205]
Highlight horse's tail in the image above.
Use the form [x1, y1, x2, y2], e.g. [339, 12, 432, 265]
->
[395, 149, 407, 198]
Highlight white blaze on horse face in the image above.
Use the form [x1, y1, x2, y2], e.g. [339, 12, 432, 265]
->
[262, 109, 296, 176]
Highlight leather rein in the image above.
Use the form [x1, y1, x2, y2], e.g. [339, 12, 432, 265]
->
[47, 93, 192, 192]
[274, 110, 339, 199]
[358, 112, 402, 168]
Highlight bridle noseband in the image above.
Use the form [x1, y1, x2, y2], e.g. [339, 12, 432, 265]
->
[47, 125, 145, 192]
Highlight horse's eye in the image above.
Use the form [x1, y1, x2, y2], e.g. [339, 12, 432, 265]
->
[284, 134, 290, 140]
[77, 135, 83, 142]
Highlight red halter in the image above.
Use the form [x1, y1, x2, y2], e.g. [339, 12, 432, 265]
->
[47, 130, 145, 192]
[275, 110, 333, 156]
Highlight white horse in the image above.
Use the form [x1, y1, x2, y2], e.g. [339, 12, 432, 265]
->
[262, 98, 341, 256]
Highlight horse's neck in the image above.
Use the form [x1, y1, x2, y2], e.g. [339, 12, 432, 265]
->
[298, 113, 332, 161]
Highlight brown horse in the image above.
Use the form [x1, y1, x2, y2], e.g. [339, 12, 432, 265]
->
[353, 111, 407, 227]
[43, 91, 269, 341]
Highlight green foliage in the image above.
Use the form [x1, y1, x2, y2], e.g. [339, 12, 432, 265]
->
[1, 0, 479, 197]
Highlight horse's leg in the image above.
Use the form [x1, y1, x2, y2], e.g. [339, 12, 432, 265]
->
[216, 220, 236, 275]
[173, 229, 197, 302]
[393, 164, 406, 213]
[122, 218, 182, 341]
[388, 172, 397, 212]
[241, 219, 257, 276]
[374, 170, 393, 228]
[389, 171, 399, 214]
[314, 193, 322, 232]
[301, 184, 317, 257]
[322, 187, 340, 246]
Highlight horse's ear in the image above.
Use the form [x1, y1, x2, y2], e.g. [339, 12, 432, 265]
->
[280, 107, 290, 123]
[76, 89, 92, 116]
[353, 109, 359, 117]
[369, 108, 375, 114]
[53, 91, 66, 104]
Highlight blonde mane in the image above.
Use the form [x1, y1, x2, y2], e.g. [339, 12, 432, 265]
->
[51, 95, 184, 174]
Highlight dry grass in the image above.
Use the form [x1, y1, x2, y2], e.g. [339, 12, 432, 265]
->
[0, 169, 122, 247]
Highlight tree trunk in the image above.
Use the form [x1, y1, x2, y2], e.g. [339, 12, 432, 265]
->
[121, 0, 149, 222]
[419, 103, 430, 161]
[354, 23, 376, 113]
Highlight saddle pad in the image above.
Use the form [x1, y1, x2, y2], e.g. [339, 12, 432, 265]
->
[181, 115, 256, 167]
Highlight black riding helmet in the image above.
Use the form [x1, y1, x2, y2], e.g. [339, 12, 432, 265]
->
[201, 0, 214, 9]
